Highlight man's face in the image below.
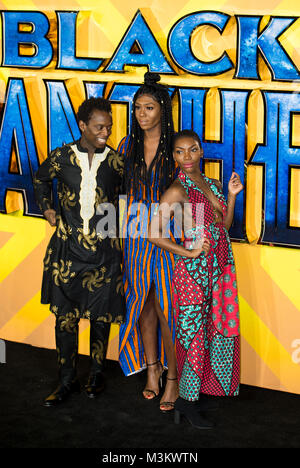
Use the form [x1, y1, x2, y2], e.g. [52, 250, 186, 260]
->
[79, 109, 112, 151]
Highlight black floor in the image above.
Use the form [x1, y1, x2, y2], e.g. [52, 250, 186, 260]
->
[1, 340, 299, 450]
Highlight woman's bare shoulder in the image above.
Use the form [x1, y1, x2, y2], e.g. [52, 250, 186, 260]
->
[160, 179, 187, 204]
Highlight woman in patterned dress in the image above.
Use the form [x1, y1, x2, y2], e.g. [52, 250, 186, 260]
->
[118, 72, 179, 412]
[148, 130, 243, 428]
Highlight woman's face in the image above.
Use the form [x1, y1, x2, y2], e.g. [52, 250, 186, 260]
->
[134, 94, 162, 132]
[173, 136, 203, 173]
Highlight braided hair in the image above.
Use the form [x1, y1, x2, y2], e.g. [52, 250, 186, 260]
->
[125, 72, 175, 198]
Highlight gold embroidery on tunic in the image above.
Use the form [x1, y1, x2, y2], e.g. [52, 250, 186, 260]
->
[95, 186, 108, 206]
[58, 183, 76, 209]
[52, 259, 75, 285]
[82, 310, 91, 320]
[49, 161, 61, 179]
[51, 305, 59, 315]
[82, 267, 111, 292]
[56, 215, 72, 241]
[77, 227, 99, 250]
[98, 313, 112, 323]
[91, 340, 105, 364]
[57, 312, 78, 333]
[43, 247, 53, 271]
[110, 237, 121, 250]
[116, 274, 124, 295]
[68, 148, 80, 166]
[107, 152, 124, 176]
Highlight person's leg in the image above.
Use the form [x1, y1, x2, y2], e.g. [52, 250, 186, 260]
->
[139, 284, 163, 399]
[89, 319, 111, 374]
[85, 319, 111, 398]
[55, 312, 79, 386]
[153, 291, 179, 411]
[43, 312, 80, 406]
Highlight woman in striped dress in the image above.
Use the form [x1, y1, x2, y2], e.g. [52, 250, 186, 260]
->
[118, 72, 179, 412]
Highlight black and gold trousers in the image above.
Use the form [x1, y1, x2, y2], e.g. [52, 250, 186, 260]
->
[55, 312, 111, 386]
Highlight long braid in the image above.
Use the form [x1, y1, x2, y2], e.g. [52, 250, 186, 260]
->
[124, 72, 175, 198]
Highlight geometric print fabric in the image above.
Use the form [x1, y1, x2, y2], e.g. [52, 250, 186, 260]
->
[173, 171, 240, 400]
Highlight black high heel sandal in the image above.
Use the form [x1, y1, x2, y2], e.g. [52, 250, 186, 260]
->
[160, 376, 178, 413]
[174, 397, 214, 429]
[142, 360, 164, 400]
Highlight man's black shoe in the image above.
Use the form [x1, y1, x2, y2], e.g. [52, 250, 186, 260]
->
[43, 380, 81, 407]
[85, 373, 105, 398]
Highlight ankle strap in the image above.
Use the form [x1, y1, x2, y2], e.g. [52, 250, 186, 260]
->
[146, 360, 161, 367]
[166, 376, 177, 381]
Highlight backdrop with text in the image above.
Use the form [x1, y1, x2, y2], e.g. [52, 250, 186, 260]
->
[0, 0, 300, 394]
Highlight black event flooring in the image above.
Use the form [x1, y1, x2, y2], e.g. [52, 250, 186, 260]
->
[0, 340, 299, 450]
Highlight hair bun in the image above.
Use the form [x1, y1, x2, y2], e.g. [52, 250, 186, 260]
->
[144, 72, 161, 86]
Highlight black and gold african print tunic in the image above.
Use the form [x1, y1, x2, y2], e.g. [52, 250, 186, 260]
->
[33, 140, 125, 324]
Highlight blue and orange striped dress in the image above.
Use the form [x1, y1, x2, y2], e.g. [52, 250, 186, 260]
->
[118, 136, 178, 376]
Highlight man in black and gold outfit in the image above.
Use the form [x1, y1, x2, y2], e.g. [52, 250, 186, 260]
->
[34, 97, 125, 406]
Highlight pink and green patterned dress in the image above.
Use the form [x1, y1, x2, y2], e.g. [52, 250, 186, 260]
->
[173, 170, 240, 401]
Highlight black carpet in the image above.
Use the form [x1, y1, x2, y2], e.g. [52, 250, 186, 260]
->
[1, 340, 299, 451]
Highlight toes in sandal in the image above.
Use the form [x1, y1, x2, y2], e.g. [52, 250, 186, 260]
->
[159, 376, 178, 413]
[142, 360, 164, 400]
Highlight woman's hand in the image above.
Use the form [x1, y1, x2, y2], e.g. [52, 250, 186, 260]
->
[44, 209, 57, 226]
[202, 238, 211, 255]
[186, 238, 210, 258]
[228, 172, 243, 197]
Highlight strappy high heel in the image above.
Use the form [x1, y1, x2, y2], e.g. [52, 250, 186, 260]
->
[159, 376, 178, 413]
[142, 360, 164, 400]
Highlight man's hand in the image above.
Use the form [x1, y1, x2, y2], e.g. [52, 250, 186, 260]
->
[44, 209, 57, 226]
